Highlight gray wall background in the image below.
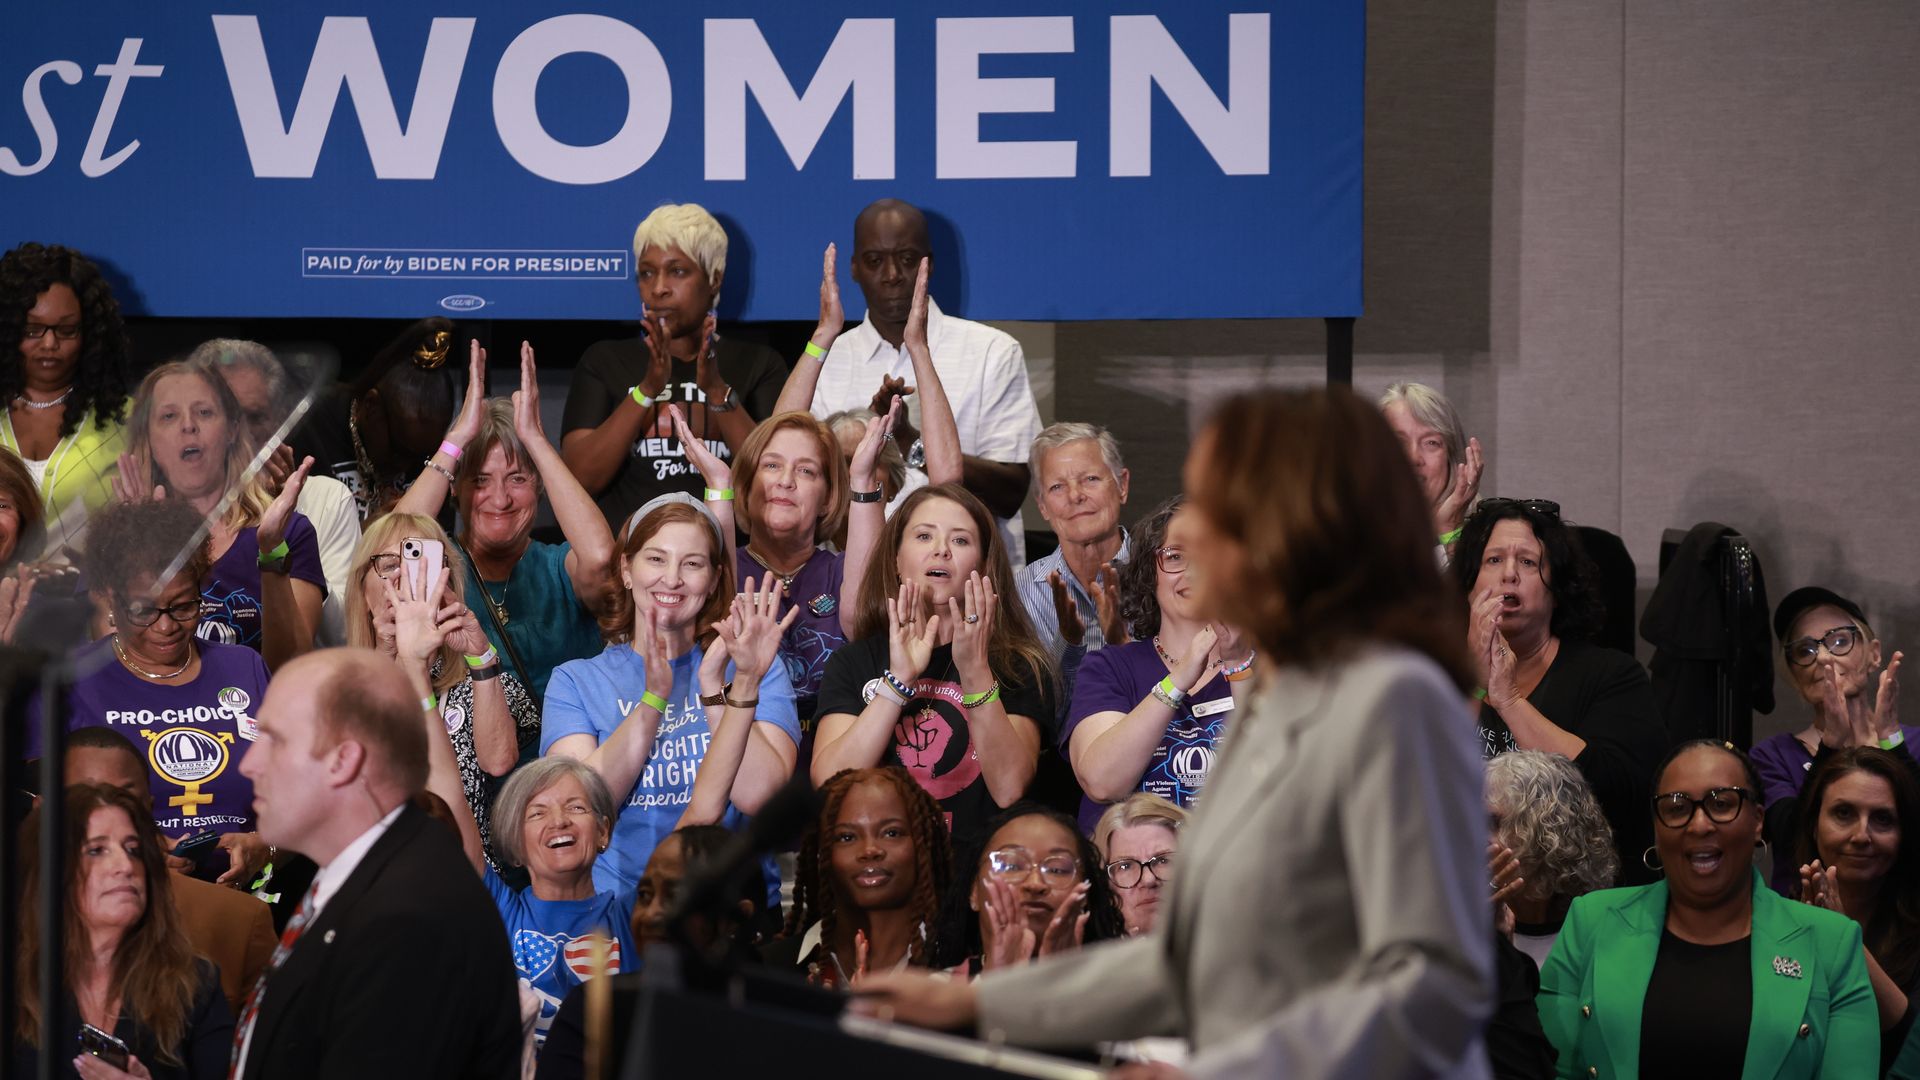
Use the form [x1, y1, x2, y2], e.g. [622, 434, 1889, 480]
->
[993, 1, 1920, 743]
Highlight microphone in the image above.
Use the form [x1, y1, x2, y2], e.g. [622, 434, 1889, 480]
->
[666, 771, 820, 944]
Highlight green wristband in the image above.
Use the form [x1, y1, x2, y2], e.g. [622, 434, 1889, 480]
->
[1882, 731, 1906, 751]
[960, 683, 1000, 709]
[1439, 527, 1464, 547]
[704, 487, 734, 501]
[641, 690, 670, 713]
[258, 540, 290, 567]
[1473, 687, 1488, 701]
[803, 341, 827, 360]
[630, 385, 655, 407]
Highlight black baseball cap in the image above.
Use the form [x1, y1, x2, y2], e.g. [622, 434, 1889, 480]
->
[1773, 586, 1871, 644]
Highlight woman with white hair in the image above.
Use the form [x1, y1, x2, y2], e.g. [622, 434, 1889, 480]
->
[1486, 749, 1618, 967]
[1379, 381, 1483, 558]
[561, 202, 789, 529]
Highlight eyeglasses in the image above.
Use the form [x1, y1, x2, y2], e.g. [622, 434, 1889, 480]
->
[1154, 547, 1187, 575]
[366, 553, 404, 580]
[985, 846, 1080, 883]
[120, 597, 201, 628]
[1478, 498, 1561, 521]
[1784, 625, 1861, 668]
[1652, 786, 1755, 829]
[21, 323, 81, 343]
[1105, 851, 1175, 889]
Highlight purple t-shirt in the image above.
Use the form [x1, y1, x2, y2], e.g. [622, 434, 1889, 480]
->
[197, 516, 326, 654]
[735, 547, 847, 722]
[22, 637, 271, 837]
[1062, 640, 1234, 834]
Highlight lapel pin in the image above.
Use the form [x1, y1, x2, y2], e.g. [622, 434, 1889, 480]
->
[808, 594, 836, 617]
[324, 929, 336, 945]
[1772, 956, 1802, 979]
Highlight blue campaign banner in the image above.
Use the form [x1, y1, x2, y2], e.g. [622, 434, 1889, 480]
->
[0, 3, 1362, 321]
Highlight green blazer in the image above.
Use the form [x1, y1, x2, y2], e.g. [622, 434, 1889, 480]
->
[1537, 870, 1876, 1079]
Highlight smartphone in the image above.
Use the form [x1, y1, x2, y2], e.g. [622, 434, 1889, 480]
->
[401, 537, 445, 600]
[172, 829, 227, 881]
[79, 1023, 131, 1069]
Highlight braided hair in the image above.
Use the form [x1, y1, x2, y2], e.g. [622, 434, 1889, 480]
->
[786, 767, 951, 969]
[0, 243, 133, 438]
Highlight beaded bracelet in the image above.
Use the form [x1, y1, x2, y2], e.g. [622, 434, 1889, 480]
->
[960, 683, 1001, 709]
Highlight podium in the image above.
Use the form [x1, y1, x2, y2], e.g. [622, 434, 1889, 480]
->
[613, 969, 1105, 1079]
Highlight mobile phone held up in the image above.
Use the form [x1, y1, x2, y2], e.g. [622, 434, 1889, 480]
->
[402, 537, 445, 601]
[172, 829, 227, 882]
[79, 1022, 131, 1069]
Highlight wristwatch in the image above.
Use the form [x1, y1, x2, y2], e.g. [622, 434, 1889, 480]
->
[706, 386, 739, 413]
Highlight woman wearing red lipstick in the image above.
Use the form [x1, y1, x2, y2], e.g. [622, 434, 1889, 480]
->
[1454, 498, 1665, 885]
[811, 483, 1057, 846]
[776, 766, 952, 987]
[1792, 748, 1920, 1071]
[1539, 739, 1877, 1078]
[116, 359, 325, 672]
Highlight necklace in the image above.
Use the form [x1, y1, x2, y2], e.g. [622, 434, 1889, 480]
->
[1152, 634, 1180, 669]
[478, 576, 511, 626]
[743, 546, 800, 595]
[113, 635, 194, 680]
[14, 387, 72, 410]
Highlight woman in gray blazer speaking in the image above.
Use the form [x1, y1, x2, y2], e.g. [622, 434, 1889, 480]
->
[856, 387, 1498, 1079]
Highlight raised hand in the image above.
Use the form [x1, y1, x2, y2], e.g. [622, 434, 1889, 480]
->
[848, 398, 897, 492]
[949, 571, 997, 687]
[887, 579, 938, 683]
[111, 452, 163, 504]
[1036, 880, 1090, 958]
[1434, 436, 1484, 538]
[0, 570, 36, 644]
[384, 566, 458, 663]
[1467, 588, 1504, 688]
[1485, 622, 1518, 710]
[1799, 859, 1848, 918]
[903, 257, 932, 356]
[1875, 650, 1904, 737]
[511, 341, 546, 447]
[440, 594, 490, 657]
[256, 456, 315, 556]
[1487, 841, 1526, 907]
[698, 614, 734, 702]
[692, 312, 726, 403]
[446, 339, 488, 450]
[848, 928, 871, 986]
[637, 312, 674, 402]
[215, 830, 271, 887]
[979, 879, 1038, 971]
[667, 404, 731, 493]
[812, 242, 844, 349]
[260, 443, 296, 496]
[1046, 571, 1087, 647]
[721, 573, 799, 684]
[868, 375, 915, 441]
[642, 607, 674, 704]
[1092, 570, 1129, 645]
[1817, 655, 1877, 748]
[1209, 621, 1250, 671]
[1173, 624, 1219, 695]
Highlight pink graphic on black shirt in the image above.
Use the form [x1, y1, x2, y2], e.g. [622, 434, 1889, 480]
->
[891, 679, 982, 800]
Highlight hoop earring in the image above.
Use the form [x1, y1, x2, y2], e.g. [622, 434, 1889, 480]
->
[1642, 846, 1663, 874]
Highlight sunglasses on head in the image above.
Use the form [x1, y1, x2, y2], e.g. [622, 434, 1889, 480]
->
[1478, 498, 1561, 521]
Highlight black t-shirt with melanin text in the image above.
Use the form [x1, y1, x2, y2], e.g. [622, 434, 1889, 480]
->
[560, 335, 785, 530]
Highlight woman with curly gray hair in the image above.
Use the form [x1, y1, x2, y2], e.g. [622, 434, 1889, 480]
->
[1486, 749, 1618, 968]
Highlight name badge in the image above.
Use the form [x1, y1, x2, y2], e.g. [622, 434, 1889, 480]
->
[1191, 696, 1235, 718]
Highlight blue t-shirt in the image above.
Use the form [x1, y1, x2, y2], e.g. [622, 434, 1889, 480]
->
[465, 538, 605, 705]
[539, 642, 800, 896]
[197, 516, 327, 654]
[484, 867, 635, 1053]
[1062, 640, 1233, 834]
[23, 637, 271, 838]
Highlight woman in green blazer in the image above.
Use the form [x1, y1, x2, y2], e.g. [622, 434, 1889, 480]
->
[1539, 739, 1876, 1079]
